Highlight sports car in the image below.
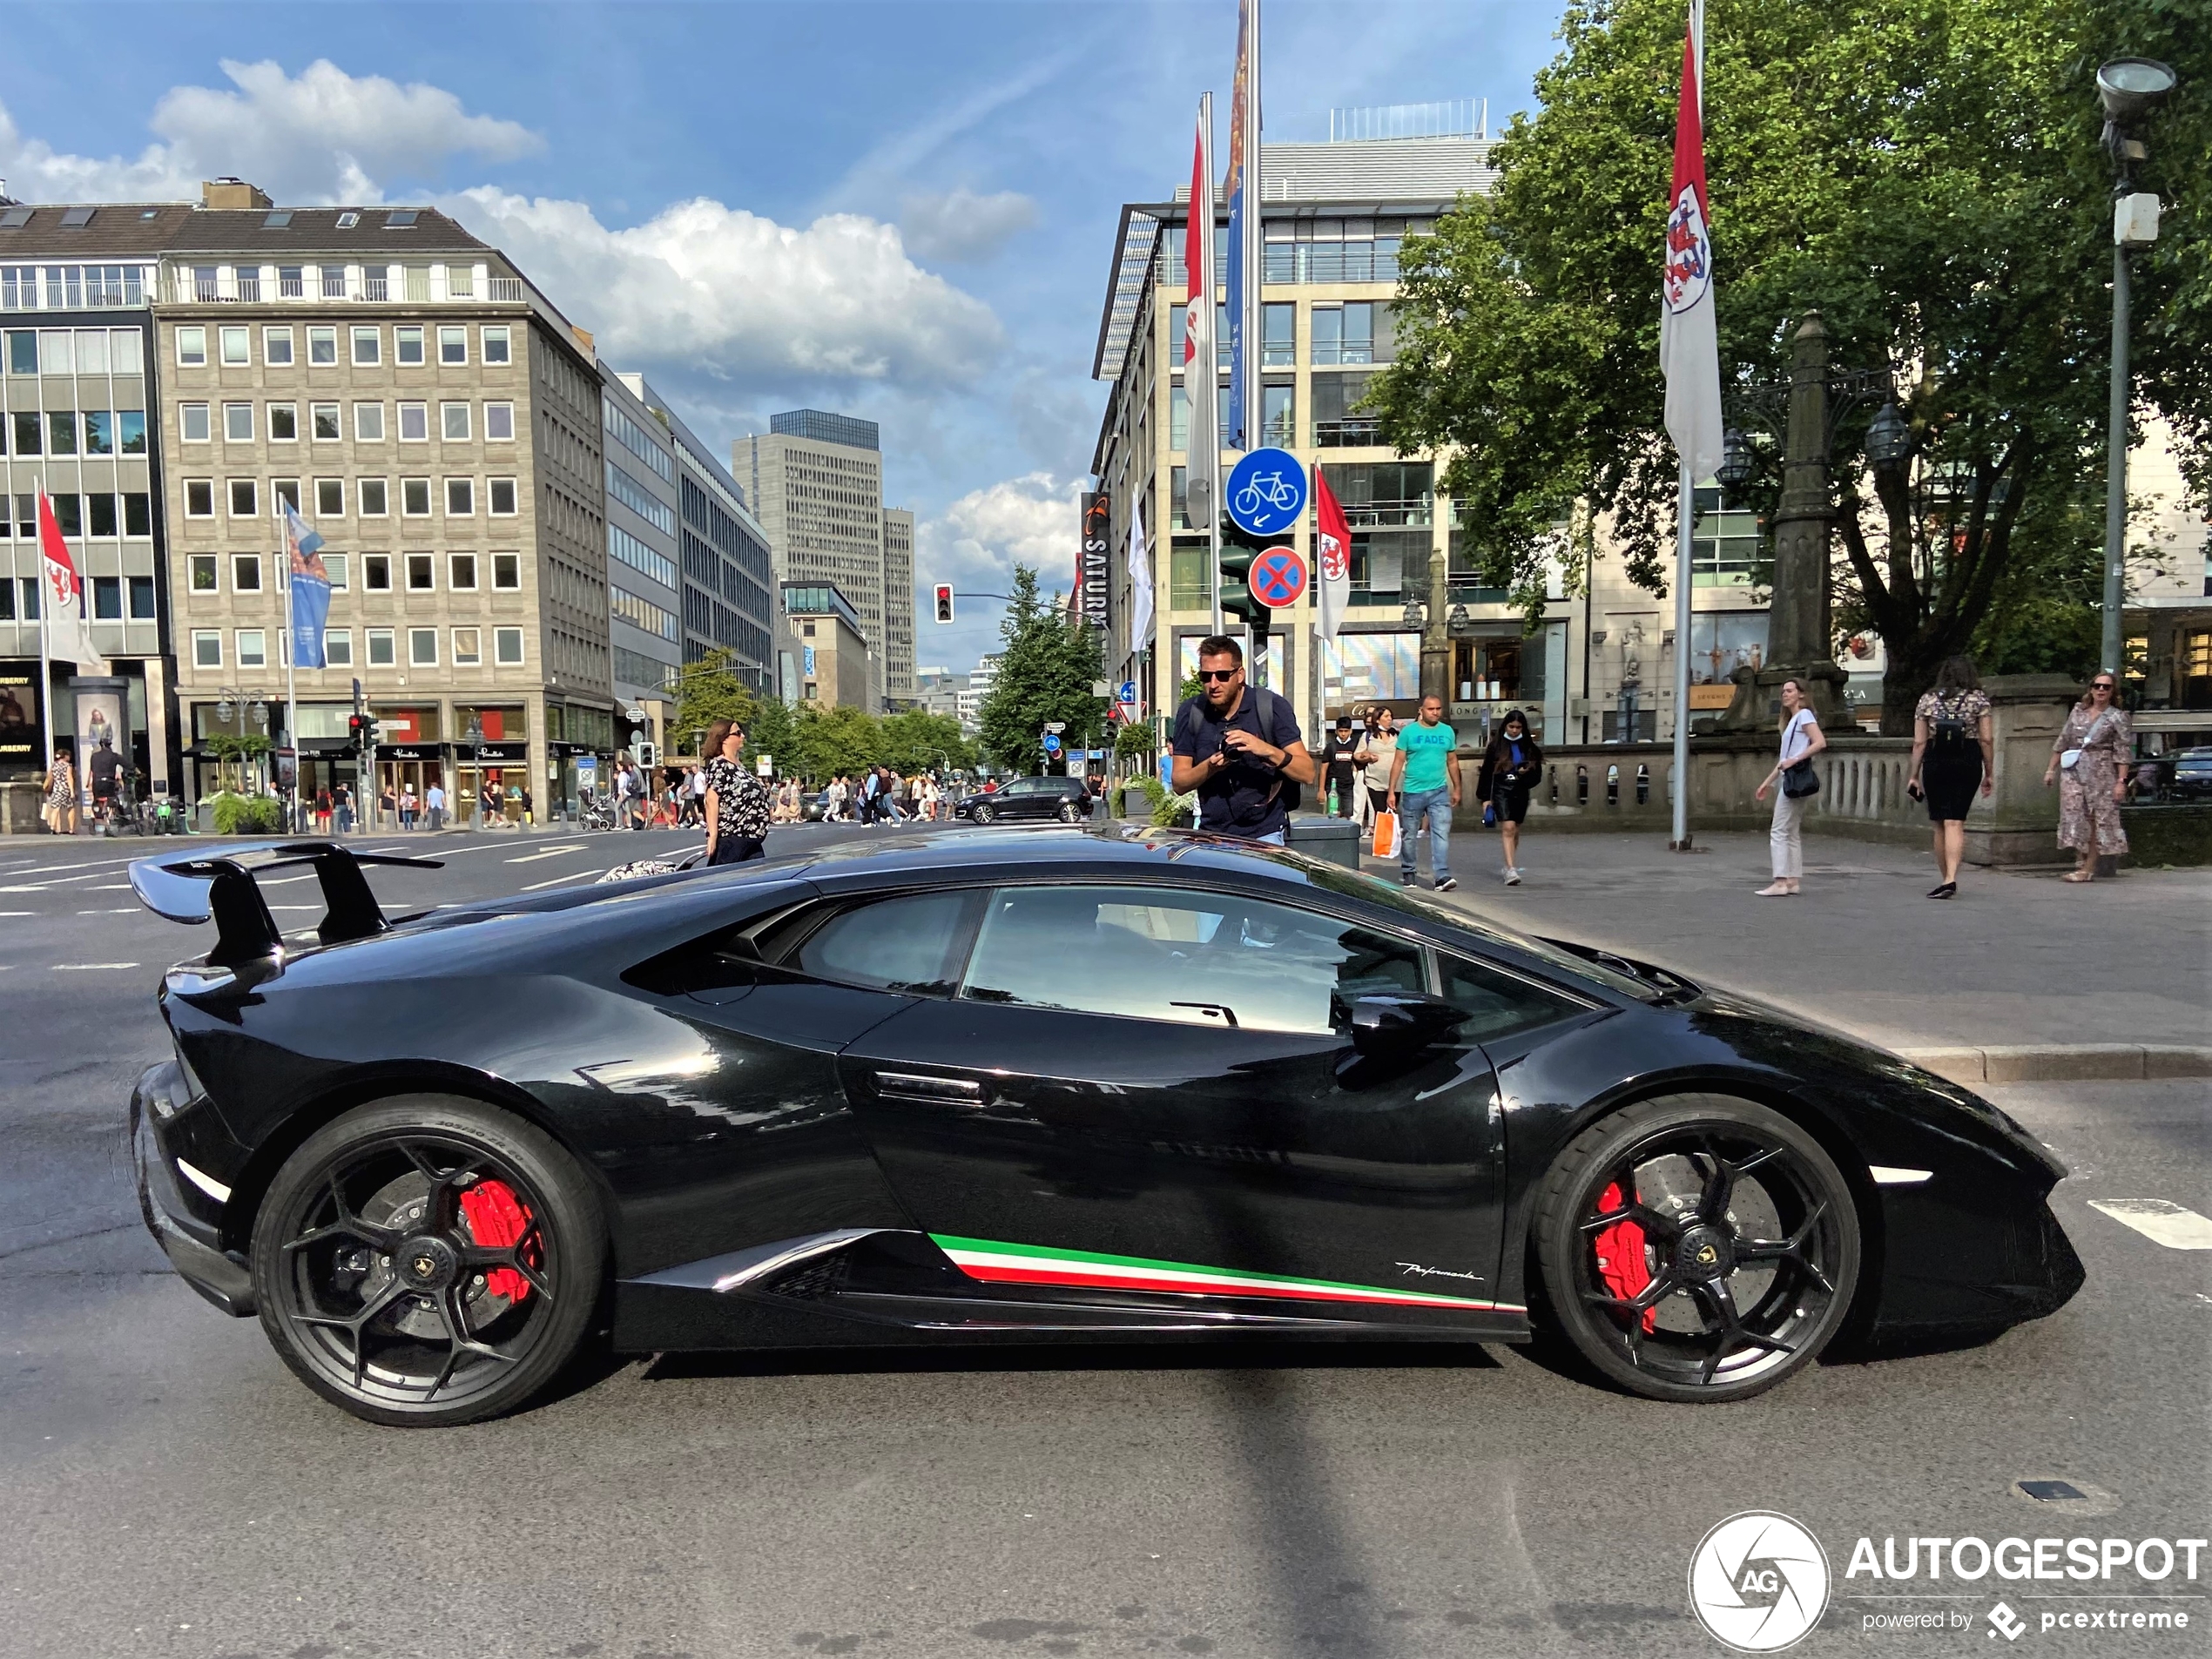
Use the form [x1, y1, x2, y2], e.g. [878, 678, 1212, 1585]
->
[127, 828, 2082, 1426]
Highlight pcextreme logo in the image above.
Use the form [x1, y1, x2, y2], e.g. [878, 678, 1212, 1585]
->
[1688, 1511, 1832, 1652]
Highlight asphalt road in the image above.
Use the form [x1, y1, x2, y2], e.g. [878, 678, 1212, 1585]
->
[0, 826, 2206, 1659]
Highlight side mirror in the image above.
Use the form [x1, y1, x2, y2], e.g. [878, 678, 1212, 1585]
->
[1349, 993, 1467, 1055]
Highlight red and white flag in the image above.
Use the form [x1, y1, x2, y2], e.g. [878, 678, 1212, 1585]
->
[1660, 1, 1722, 481]
[1184, 119, 1210, 375]
[1312, 462, 1351, 643]
[37, 489, 106, 673]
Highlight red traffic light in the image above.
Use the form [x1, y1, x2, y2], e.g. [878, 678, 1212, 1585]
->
[933, 583, 954, 624]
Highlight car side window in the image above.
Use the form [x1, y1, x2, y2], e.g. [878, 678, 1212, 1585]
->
[961, 885, 1424, 1035]
[1435, 952, 1588, 1042]
[792, 890, 979, 996]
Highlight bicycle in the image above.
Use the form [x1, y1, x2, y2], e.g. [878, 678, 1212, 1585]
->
[1232, 471, 1299, 520]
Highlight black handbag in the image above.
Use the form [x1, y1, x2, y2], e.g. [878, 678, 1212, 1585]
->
[1782, 759, 1820, 799]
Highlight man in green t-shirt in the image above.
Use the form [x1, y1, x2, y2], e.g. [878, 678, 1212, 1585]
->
[1387, 694, 1462, 890]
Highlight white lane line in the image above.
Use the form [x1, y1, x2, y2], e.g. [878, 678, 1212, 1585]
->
[506, 843, 589, 864]
[76, 908, 137, 914]
[0, 855, 146, 877]
[0, 873, 111, 892]
[269, 906, 321, 912]
[260, 873, 317, 885]
[2089, 1199, 2212, 1250]
[90, 883, 134, 890]
[520, 869, 601, 891]
[53, 962, 139, 971]
[0, 910, 35, 916]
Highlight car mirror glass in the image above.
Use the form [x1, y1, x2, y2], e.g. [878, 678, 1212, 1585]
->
[1348, 993, 1466, 1055]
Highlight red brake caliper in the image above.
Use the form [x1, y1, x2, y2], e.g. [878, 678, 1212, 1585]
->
[458, 1180, 536, 1304]
[1593, 1182, 1656, 1332]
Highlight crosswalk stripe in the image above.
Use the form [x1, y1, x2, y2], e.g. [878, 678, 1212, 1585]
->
[2088, 1200, 2212, 1250]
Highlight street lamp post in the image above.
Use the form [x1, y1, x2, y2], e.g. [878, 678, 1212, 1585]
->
[2093, 57, 2177, 677]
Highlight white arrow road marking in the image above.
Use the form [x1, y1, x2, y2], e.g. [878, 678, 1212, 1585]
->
[521, 869, 601, 891]
[2088, 1200, 2212, 1250]
[53, 962, 139, 971]
[507, 843, 589, 864]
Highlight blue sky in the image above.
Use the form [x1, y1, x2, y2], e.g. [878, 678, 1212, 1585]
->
[1, 0, 1568, 672]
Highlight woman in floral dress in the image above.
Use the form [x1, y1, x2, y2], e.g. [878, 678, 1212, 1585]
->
[43, 749, 77, 835]
[2042, 673, 2130, 882]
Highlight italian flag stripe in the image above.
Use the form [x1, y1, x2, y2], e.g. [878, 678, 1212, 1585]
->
[931, 1234, 1518, 1312]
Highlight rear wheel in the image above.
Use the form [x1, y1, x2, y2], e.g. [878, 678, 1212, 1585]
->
[1534, 1094, 1859, 1402]
[1057, 799, 1084, 823]
[251, 1096, 605, 1426]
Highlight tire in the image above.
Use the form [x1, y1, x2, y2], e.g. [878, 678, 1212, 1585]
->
[1533, 1093, 1859, 1403]
[973, 802, 995, 825]
[251, 1096, 606, 1427]
[1057, 799, 1083, 824]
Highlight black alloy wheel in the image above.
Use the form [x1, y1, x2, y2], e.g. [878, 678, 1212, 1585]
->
[972, 801, 995, 825]
[252, 1097, 605, 1426]
[1534, 1094, 1859, 1403]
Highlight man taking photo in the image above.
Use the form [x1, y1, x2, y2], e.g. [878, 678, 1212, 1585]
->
[1387, 693, 1461, 890]
[1170, 635, 1316, 845]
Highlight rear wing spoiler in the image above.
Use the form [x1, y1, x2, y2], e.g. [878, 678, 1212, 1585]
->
[129, 840, 444, 968]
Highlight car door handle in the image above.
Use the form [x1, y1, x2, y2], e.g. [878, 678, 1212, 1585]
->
[873, 1071, 985, 1105]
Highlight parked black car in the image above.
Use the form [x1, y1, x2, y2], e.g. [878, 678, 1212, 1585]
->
[128, 829, 2081, 1426]
[952, 775, 1090, 824]
[2165, 746, 2212, 802]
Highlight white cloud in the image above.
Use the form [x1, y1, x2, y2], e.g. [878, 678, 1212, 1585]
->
[0, 60, 539, 205]
[900, 187, 1038, 264]
[451, 187, 1004, 389]
[919, 471, 1085, 592]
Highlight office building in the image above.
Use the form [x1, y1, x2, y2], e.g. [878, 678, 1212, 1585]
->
[737, 408, 909, 709]
[152, 184, 612, 819]
[599, 368, 683, 752]
[782, 582, 869, 710]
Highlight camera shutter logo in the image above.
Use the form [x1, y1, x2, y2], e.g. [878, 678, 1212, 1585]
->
[1687, 1512, 1831, 1652]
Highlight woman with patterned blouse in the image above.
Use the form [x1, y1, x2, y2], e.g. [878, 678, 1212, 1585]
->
[701, 718, 772, 865]
[43, 749, 77, 835]
[2042, 673, 2131, 882]
[1906, 656, 1994, 899]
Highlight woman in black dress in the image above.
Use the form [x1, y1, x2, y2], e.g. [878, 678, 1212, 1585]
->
[1906, 656, 1993, 899]
[1475, 708, 1544, 886]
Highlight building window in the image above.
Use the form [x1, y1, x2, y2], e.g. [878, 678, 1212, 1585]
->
[401, 478, 431, 516]
[439, 326, 467, 365]
[1170, 384, 1189, 454]
[228, 478, 258, 517]
[359, 478, 389, 516]
[268, 402, 298, 442]
[189, 554, 218, 592]
[315, 478, 344, 516]
[222, 402, 253, 442]
[308, 326, 337, 365]
[1262, 302, 1295, 367]
[237, 628, 267, 668]
[492, 553, 520, 590]
[85, 493, 117, 536]
[1309, 301, 1395, 368]
[324, 629, 353, 667]
[351, 327, 380, 366]
[175, 325, 207, 367]
[363, 554, 392, 591]
[219, 325, 250, 367]
[185, 480, 214, 517]
[272, 478, 301, 515]
[484, 401, 515, 442]
[441, 401, 470, 441]
[319, 265, 347, 299]
[367, 627, 395, 666]
[488, 477, 517, 516]
[91, 577, 122, 619]
[119, 410, 147, 455]
[408, 627, 438, 666]
[1312, 372, 1379, 447]
[1261, 382, 1294, 447]
[81, 410, 113, 455]
[482, 326, 511, 365]
[232, 554, 263, 592]
[192, 630, 221, 668]
[263, 327, 293, 366]
[395, 325, 424, 366]
[302, 404, 335, 442]
[398, 401, 428, 442]
[449, 552, 477, 590]
[323, 552, 349, 590]
[406, 553, 435, 590]
[180, 403, 212, 443]
[129, 576, 155, 619]
[354, 401, 385, 442]
[45, 410, 76, 455]
[453, 626, 482, 665]
[494, 626, 523, 665]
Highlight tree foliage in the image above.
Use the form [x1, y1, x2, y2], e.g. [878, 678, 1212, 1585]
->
[669, 649, 974, 780]
[976, 565, 1105, 773]
[1370, 0, 2208, 732]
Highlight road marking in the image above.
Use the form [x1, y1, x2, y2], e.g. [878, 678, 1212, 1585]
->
[0, 873, 110, 891]
[0, 855, 145, 877]
[507, 842, 588, 864]
[1869, 1166, 1934, 1185]
[76, 908, 137, 914]
[2088, 1199, 2212, 1250]
[521, 869, 601, 891]
[269, 905, 322, 912]
[90, 883, 134, 890]
[53, 962, 139, 971]
[0, 910, 34, 916]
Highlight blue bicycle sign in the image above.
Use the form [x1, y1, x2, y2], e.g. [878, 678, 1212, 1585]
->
[1224, 448, 1308, 537]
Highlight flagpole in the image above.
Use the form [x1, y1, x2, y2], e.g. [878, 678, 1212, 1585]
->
[36, 540, 53, 806]
[1672, 461, 1693, 848]
[1197, 91, 1222, 640]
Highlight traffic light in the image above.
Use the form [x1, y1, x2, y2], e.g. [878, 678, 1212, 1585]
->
[933, 583, 954, 624]
[347, 712, 379, 755]
[635, 740, 658, 770]
[1218, 544, 1264, 626]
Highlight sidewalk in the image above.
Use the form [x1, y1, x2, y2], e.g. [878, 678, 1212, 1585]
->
[1360, 828, 2210, 1076]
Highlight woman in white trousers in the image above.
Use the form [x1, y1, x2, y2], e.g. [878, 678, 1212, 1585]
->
[1752, 678, 1826, 896]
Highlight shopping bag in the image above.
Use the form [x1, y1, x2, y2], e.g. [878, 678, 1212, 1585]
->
[1371, 810, 1399, 860]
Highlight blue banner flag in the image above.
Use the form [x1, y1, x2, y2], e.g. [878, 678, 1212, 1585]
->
[284, 502, 331, 671]
[1223, 0, 1255, 451]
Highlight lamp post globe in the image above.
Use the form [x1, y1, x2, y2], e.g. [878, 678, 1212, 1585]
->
[2096, 58, 2177, 123]
[1865, 401, 1912, 472]
[1715, 427, 1756, 492]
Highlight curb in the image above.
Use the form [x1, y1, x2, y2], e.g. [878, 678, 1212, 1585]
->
[1898, 1045, 2212, 1087]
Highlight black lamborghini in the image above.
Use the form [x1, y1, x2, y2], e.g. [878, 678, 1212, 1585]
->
[128, 828, 2082, 1426]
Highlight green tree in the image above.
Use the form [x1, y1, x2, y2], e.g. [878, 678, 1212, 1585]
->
[975, 565, 1106, 773]
[790, 704, 881, 780]
[878, 708, 975, 775]
[671, 649, 798, 772]
[1369, 0, 2209, 733]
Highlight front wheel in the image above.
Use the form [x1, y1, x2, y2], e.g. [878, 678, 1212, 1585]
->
[1533, 1093, 1859, 1403]
[973, 802, 995, 825]
[252, 1096, 605, 1426]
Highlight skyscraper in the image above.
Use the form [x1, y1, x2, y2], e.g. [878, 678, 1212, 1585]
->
[881, 506, 914, 706]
